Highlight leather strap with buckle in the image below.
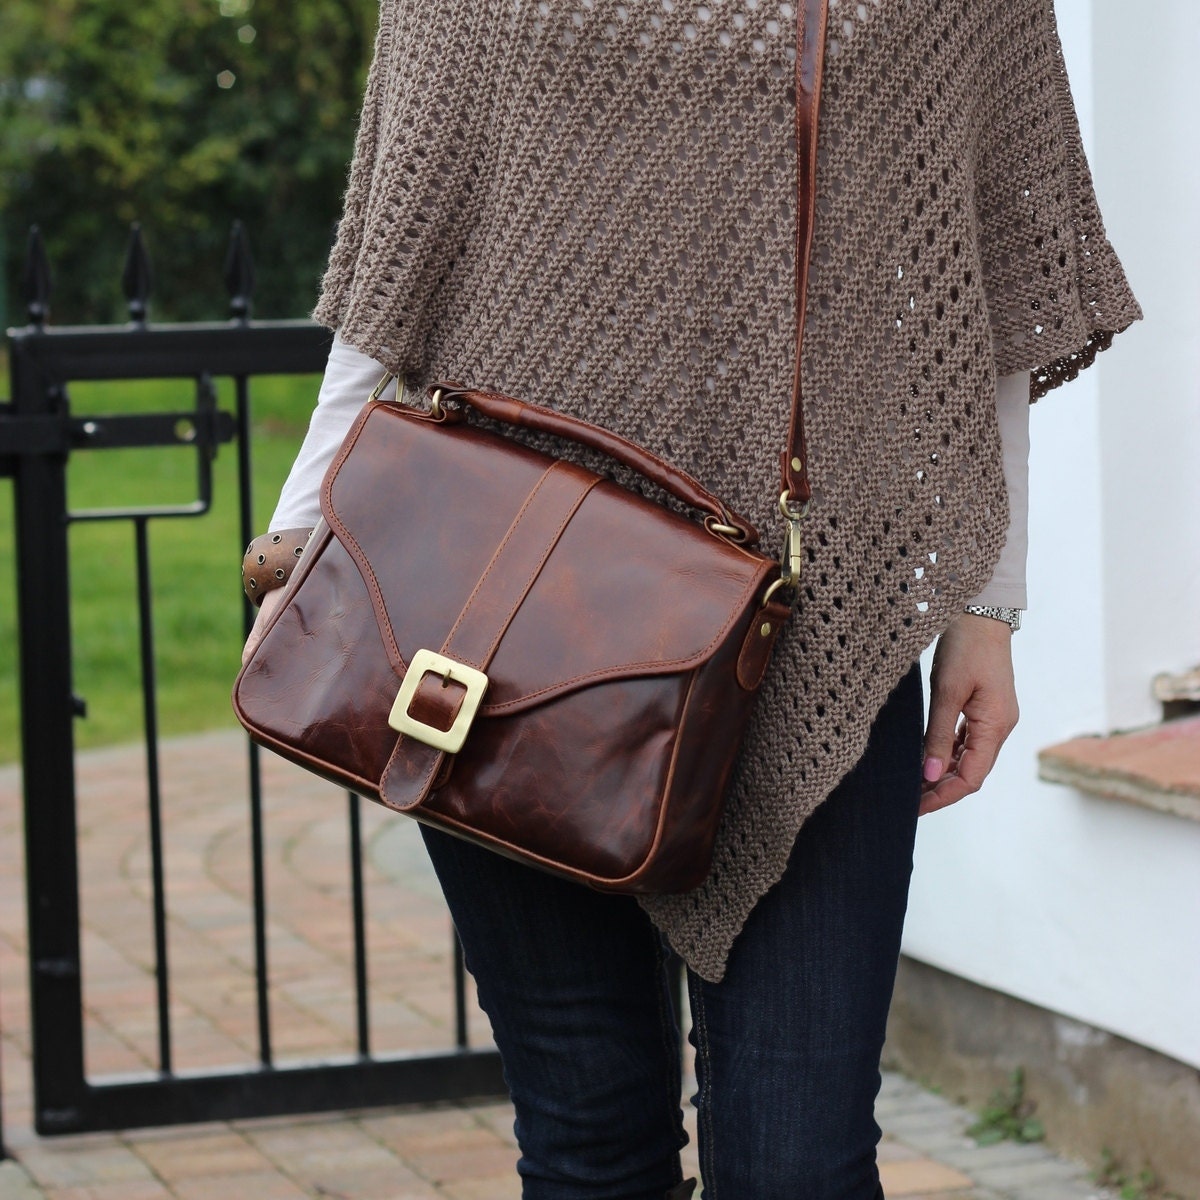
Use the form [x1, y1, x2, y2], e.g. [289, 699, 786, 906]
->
[380, 460, 598, 808]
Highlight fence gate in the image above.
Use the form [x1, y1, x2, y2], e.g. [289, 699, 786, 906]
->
[0, 226, 504, 1140]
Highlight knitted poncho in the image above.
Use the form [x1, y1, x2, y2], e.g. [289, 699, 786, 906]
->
[313, 0, 1141, 980]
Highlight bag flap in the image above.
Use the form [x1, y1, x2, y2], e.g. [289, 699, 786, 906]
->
[321, 402, 774, 715]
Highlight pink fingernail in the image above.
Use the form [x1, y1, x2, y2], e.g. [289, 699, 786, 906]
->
[923, 756, 944, 783]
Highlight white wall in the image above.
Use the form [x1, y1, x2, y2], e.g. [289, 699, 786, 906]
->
[902, 0, 1200, 1069]
[1092, 0, 1200, 728]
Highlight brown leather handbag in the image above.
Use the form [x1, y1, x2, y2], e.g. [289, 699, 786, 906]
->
[233, 0, 829, 895]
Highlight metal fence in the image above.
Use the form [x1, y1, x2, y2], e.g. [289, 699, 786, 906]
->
[0, 225, 504, 1148]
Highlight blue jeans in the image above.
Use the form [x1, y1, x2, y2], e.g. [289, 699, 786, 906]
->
[420, 664, 924, 1199]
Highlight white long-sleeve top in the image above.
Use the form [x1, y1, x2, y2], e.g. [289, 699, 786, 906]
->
[270, 336, 1030, 610]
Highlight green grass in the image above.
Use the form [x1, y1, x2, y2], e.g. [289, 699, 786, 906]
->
[0, 372, 323, 764]
[967, 1068, 1045, 1147]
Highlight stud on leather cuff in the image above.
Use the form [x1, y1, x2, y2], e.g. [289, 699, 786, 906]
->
[242, 528, 313, 606]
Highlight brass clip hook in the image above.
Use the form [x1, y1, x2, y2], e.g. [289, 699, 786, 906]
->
[778, 489, 809, 589]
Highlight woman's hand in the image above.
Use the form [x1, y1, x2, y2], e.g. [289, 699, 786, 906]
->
[921, 613, 1020, 815]
[242, 588, 287, 667]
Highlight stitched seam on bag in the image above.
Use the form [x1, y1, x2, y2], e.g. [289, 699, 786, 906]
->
[440, 462, 560, 664]
[444, 461, 596, 670]
[627, 666, 698, 885]
[234, 719, 381, 800]
[406, 797, 711, 890]
[322, 404, 409, 674]
[478, 583, 765, 713]
[474, 470, 598, 669]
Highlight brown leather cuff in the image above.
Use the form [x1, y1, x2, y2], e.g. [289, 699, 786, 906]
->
[242, 528, 313, 606]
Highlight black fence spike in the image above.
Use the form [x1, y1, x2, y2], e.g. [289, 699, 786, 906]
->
[224, 220, 256, 322]
[122, 223, 154, 326]
[24, 225, 53, 328]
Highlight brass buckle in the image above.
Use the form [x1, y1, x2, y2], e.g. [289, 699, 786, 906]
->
[388, 649, 489, 754]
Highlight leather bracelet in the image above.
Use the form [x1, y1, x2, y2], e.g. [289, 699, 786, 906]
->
[242, 528, 313, 606]
[963, 604, 1022, 633]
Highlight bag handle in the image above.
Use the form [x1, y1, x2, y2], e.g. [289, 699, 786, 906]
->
[434, 383, 761, 546]
[381, 3, 828, 564]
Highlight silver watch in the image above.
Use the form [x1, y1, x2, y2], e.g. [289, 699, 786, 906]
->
[963, 604, 1022, 632]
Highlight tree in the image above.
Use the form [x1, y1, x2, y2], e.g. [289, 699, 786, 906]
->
[0, 0, 376, 324]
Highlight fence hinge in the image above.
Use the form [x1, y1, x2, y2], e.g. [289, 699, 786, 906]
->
[0, 405, 68, 459]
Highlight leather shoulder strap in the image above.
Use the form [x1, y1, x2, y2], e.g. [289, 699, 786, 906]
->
[782, 0, 829, 510]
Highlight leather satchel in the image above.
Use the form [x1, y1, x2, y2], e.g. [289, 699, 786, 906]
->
[232, 0, 829, 895]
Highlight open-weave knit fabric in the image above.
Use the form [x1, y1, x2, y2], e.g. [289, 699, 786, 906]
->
[313, 0, 1141, 980]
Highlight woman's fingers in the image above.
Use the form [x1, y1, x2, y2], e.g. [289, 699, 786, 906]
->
[922, 673, 968, 790]
[920, 713, 1008, 814]
[241, 588, 286, 667]
[920, 614, 1019, 816]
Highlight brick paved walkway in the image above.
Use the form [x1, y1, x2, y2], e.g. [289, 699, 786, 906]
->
[0, 732, 1110, 1199]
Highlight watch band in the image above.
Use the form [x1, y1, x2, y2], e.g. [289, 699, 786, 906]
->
[963, 604, 1022, 632]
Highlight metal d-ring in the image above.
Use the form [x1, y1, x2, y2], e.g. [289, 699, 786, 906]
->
[704, 514, 747, 542]
[778, 489, 810, 523]
[761, 576, 799, 608]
